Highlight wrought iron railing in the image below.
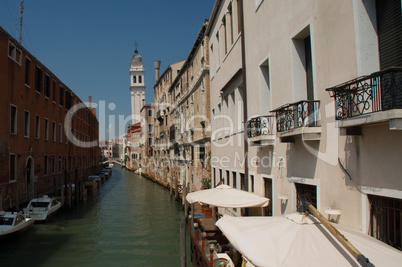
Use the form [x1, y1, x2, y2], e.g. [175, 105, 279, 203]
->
[246, 115, 275, 138]
[272, 100, 320, 132]
[326, 67, 402, 120]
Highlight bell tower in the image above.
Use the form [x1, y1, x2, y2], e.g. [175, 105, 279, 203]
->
[129, 44, 145, 124]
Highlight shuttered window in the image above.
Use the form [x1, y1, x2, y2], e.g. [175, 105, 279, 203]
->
[376, 0, 402, 70]
[305, 36, 314, 100]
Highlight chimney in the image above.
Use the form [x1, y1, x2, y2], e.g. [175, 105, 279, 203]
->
[154, 60, 161, 82]
[88, 96, 92, 109]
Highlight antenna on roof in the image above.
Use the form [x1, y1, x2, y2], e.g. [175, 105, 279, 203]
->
[19, 0, 24, 44]
[134, 40, 138, 53]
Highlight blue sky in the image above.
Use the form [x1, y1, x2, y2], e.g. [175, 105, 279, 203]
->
[0, 0, 215, 140]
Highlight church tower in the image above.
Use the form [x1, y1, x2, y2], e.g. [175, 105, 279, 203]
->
[129, 48, 145, 124]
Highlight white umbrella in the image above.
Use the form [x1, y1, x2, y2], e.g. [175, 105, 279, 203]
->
[216, 214, 402, 267]
[186, 185, 270, 208]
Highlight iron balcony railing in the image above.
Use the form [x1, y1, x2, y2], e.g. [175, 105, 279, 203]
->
[326, 67, 402, 120]
[246, 115, 275, 139]
[272, 100, 320, 132]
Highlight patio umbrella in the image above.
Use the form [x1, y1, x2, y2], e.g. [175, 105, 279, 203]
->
[215, 213, 402, 267]
[186, 184, 270, 208]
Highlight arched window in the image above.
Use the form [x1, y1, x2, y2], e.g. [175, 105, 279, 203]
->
[133, 76, 136, 83]
[139, 76, 142, 83]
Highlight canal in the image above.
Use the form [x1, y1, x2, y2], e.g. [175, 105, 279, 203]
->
[0, 166, 185, 266]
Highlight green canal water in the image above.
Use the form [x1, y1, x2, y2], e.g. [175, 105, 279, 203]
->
[0, 166, 186, 266]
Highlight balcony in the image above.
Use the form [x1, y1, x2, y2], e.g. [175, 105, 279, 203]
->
[156, 109, 164, 122]
[272, 100, 321, 142]
[326, 68, 402, 133]
[246, 115, 275, 146]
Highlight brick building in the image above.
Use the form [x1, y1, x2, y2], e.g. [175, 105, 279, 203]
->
[0, 27, 100, 210]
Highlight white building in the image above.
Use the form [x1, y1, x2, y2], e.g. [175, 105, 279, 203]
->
[129, 49, 145, 124]
[208, 0, 401, 250]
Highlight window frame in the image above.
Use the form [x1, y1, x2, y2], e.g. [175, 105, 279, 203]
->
[24, 110, 30, 138]
[10, 105, 17, 135]
[9, 154, 17, 182]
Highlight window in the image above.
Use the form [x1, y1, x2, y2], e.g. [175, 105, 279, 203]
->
[59, 86, 64, 106]
[24, 110, 30, 137]
[240, 173, 247, 191]
[369, 195, 401, 250]
[52, 122, 56, 142]
[219, 169, 223, 184]
[59, 124, 63, 143]
[10, 105, 17, 135]
[226, 170, 230, 186]
[50, 156, 55, 174]
[148, 137, 152, 145]
[65, 90, 71, 109]
[44, 118, 49, 140]
[148, 109, 153, 117]
[148, 124, 153, 133]
[52, 80, 56, 102]
[291, 27, 314, 101]
[295, 183, 317, 212]
[9, 154, 17, 181]
[250, 175, 254, 192]
[35, 115, 40, 139]
[25, 57, 31, 86]
[232, 171, 237, 189]
[259, 58, 271, 113]
[133, 76, 137, 83]
[213, 168, 216, 187]
[264, 178, 272, 216]
[139, 76, 142, 83]
[44, 155, 48, 175]
[35, 66, 42, 93]
[8, 41, 21, 64]
[376, 0, 402, 70]
[45, 74, 50, 98]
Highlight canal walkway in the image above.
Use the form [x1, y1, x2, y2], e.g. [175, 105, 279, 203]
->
[0, 166, 185, 267]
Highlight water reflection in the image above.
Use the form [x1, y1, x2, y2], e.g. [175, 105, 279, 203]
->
[0, 167, 184, 267]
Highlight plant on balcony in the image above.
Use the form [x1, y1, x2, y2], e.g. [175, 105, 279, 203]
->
[200, 177, 211, 190]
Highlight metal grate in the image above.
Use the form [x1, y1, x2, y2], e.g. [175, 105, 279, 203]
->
[369, 195, 401, 250]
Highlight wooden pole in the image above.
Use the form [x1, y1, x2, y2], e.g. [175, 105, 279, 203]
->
[201, 232, 206, 254]
[180, 217, 186, 267]
[307, 203, 372, 267]
[209, 244, 215, 267]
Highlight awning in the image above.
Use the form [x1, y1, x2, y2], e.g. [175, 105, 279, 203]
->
[216, 213, 402, 267]
[186, 185, 270, 208]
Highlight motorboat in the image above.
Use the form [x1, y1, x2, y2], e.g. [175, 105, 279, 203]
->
[108, 163, 114, 167]
[24, 195, 62, 221]
[0, 211, 34, 237]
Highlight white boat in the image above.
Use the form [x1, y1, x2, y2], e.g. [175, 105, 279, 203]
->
[0, 211, 34, 237]
[108, 163, 114, 167]
[24, 195, 62, 221]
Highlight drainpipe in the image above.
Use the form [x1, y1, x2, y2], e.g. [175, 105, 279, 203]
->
[239, 0, 249, 193]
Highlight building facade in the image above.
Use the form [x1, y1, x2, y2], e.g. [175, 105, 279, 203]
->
[208, 0, 401, 250]
[154, 60, 185, 186]
[139, 103, 155, 175]
[0, 27, 100, 210]
[168, 21, 211, 195]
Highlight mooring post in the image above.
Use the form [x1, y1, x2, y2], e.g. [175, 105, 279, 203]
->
[209, 244, 215, 267]
[180, 217, 186, 267]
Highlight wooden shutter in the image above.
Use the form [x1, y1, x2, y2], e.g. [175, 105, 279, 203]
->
[376, 0, 402, 70]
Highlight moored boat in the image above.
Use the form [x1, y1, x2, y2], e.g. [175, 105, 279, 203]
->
[24, 195, 62, 221]
[84, 178, 97, 191]
[0, 211, 34, 237]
